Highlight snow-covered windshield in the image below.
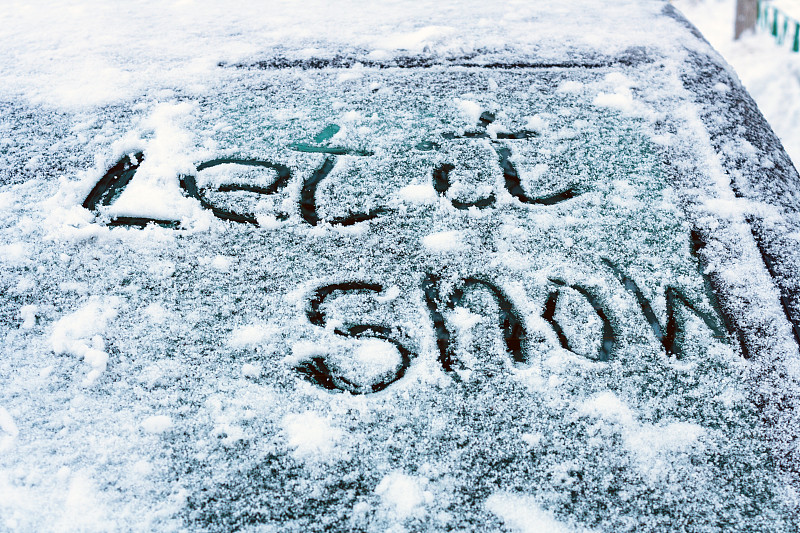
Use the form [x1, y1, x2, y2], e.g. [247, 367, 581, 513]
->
[2, 11, 799, 532]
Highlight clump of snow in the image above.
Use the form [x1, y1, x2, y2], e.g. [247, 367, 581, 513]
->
[557, 80, 584, 94]
[19, 305, 37, 329]
[99, 102, 205, 226]
[450, 306, 483, 330]
[241, 363, 262, 378]
[398, 183, 438, 204]
[525, 114, 550, 132]
[141, 415, 172, 434]
[144, 303, 167, 324]
[626, 421, 706, 462]
[283, 412, 343, 459]
[0, 242, 29, 266]
[422, 230, 463, 252]
[210, 255, 232, 272]
[579, 390, 636, 425]
[375, 285, 401, 303]
[0, 407, 19, 452]
[375, 472, 430, 518]
[454, 99, 483, 125]
[352, 338, 400, 367]
[593, 87, 635, 111]
[486, 492, 574, 533]
[50, 297, 119, 385]
[289, 340, 327, 362]
[229, 324, 279, 348]
[374, 25, 456, 52]
[54, 473, 116, 532]
[580, 391, 707, 477]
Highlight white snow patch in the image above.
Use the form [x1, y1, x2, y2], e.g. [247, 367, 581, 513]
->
[103, 103, 203, 226]
[626, 422, 705, 462]
[210, 255, 232, 272]
[398, 183, 438, 204]
[0, 407, 19, 452]
[256, 214, 284, 229]
[580, 391, 707, 477]
[454, 98, 483, 125]
[0, 191, 15, 211]
[144, 303, 167, 324]
[353, 338, 400, 366]
[374, 25, 456, 52]
[241, 363, 262, 378]
[525, 114, 550, 132]
[522, 163, 550, 183]
[141, 415, 172, 434]
[593, 87, 635, 111]
[422, 230, 463, 252]
[283, 412, 343, 459]
[375, 472, 430, 518]
[19, 305, 37, 329]
[557, 80, 584, 94]
[338, 69, 364, 82]
[521, 432, 543, 448]
[450, 306, 483, 329]
[50, 297, 119, 385]
[55, 473, 115, 532]
[486, 492, 573, 533]
[289, 340, 327, 363]
[228, 324, 279, 348]
[579, 391, 635, 426]
[0, 242, 29, 265]
[375, 285, 401, 303]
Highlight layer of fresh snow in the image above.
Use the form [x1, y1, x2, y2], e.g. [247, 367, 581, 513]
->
[1, 1, 799, 532]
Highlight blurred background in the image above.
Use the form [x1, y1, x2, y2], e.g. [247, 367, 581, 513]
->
[675, 0, 800, 166]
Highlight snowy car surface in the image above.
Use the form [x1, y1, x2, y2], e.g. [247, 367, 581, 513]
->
[1, 1, 800, 532]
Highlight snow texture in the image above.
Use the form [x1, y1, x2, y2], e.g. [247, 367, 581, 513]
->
[1, 0, 800, 532]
